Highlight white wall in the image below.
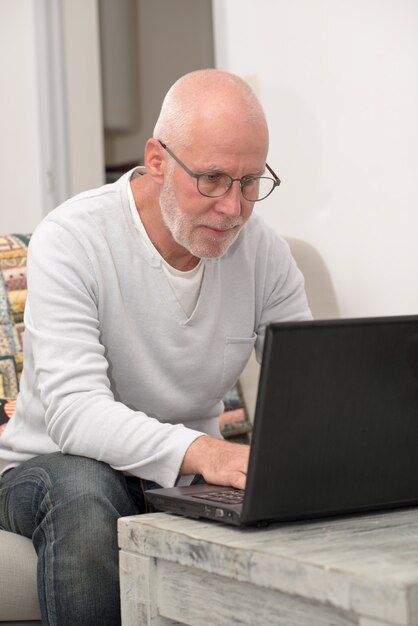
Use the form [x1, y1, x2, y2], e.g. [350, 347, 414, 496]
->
[213, 0, 418, 318]
[0, 0, 104, 234]
[0, 0, 46, 232]
[62, 0, 105, 196]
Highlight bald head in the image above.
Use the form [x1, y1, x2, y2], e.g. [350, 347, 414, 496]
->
[153, 69, 268, 150]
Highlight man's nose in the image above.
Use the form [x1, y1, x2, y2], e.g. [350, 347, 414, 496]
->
[214, 180, 242, 217]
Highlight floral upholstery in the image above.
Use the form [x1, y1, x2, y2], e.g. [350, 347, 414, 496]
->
[0, 234, 29, 434]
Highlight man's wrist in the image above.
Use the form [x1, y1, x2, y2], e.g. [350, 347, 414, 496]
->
[179, 435, 212, 475]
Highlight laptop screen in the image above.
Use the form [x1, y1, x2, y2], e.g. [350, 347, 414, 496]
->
[242, 316, 418, 524]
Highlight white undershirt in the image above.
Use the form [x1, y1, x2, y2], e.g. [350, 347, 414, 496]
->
[127, 180, 204, 318]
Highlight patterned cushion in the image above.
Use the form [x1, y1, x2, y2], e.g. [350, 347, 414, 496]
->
[220, 380, 252, 441]
[0, 398, 16, 435]
[0, 234, 30, 433]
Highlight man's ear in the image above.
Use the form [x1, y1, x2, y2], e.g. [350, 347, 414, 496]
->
[144, 138, 165, 184]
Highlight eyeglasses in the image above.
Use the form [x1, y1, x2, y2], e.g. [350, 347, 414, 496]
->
[158, 140, 281, 202]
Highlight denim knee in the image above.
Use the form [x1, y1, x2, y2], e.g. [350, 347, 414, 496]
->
[0, 453, 144, 625]
[0, 452, 140, 537]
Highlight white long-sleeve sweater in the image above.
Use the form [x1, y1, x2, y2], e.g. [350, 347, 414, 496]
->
[0, 169, 311, 486]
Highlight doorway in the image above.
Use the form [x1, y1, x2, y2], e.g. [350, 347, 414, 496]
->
[98, 0, 215, 182]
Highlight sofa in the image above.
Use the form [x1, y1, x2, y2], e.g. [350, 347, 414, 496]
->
[0, 232, 339, 623]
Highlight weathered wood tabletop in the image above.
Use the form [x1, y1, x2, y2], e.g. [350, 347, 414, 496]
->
[118, 508, 418, 626]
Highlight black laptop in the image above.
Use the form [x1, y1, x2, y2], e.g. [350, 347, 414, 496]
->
[146, 316, 418, 526]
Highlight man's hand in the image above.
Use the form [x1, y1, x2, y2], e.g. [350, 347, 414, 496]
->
[180, 436, 250, 490]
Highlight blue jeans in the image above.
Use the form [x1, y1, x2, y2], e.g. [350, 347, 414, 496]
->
[0, 452, 159, 625]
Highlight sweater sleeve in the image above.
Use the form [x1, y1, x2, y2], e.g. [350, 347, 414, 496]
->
[254, 232, 312, 362]
[25, 220, 202, 487]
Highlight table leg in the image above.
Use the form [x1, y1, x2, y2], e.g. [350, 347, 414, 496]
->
[120, 551, 180, 625]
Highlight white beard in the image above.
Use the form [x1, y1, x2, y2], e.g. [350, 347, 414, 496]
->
[159, 171, 244, 259]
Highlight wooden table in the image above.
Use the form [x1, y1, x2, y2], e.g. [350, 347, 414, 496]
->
[118, 509, 418, 626]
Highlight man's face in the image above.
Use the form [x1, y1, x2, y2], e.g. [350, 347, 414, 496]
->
[159, 163, 246, 259]
[159, 127, 268, 259]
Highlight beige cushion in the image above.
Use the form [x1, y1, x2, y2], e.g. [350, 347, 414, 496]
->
[286, 236, 340, 320]
[240, 237, 340, 421]
[0, 530, 40, 622]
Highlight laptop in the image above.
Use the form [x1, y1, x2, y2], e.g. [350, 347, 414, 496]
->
[146, 315, 418, 526]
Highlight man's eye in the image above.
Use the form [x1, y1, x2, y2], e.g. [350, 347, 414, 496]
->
[202, 173, 223, 184]
[242, 177, 258, 187]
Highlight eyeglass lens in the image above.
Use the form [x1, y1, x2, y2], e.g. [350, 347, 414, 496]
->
[197, 174, 276, 202]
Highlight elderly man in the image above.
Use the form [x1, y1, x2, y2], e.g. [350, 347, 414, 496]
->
[0, 69, 311, 624]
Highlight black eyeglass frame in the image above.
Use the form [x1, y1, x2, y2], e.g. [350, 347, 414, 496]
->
[158, 140, 281, 202]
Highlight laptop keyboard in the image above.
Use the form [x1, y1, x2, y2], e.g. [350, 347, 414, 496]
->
[193, 489, 244, 505]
